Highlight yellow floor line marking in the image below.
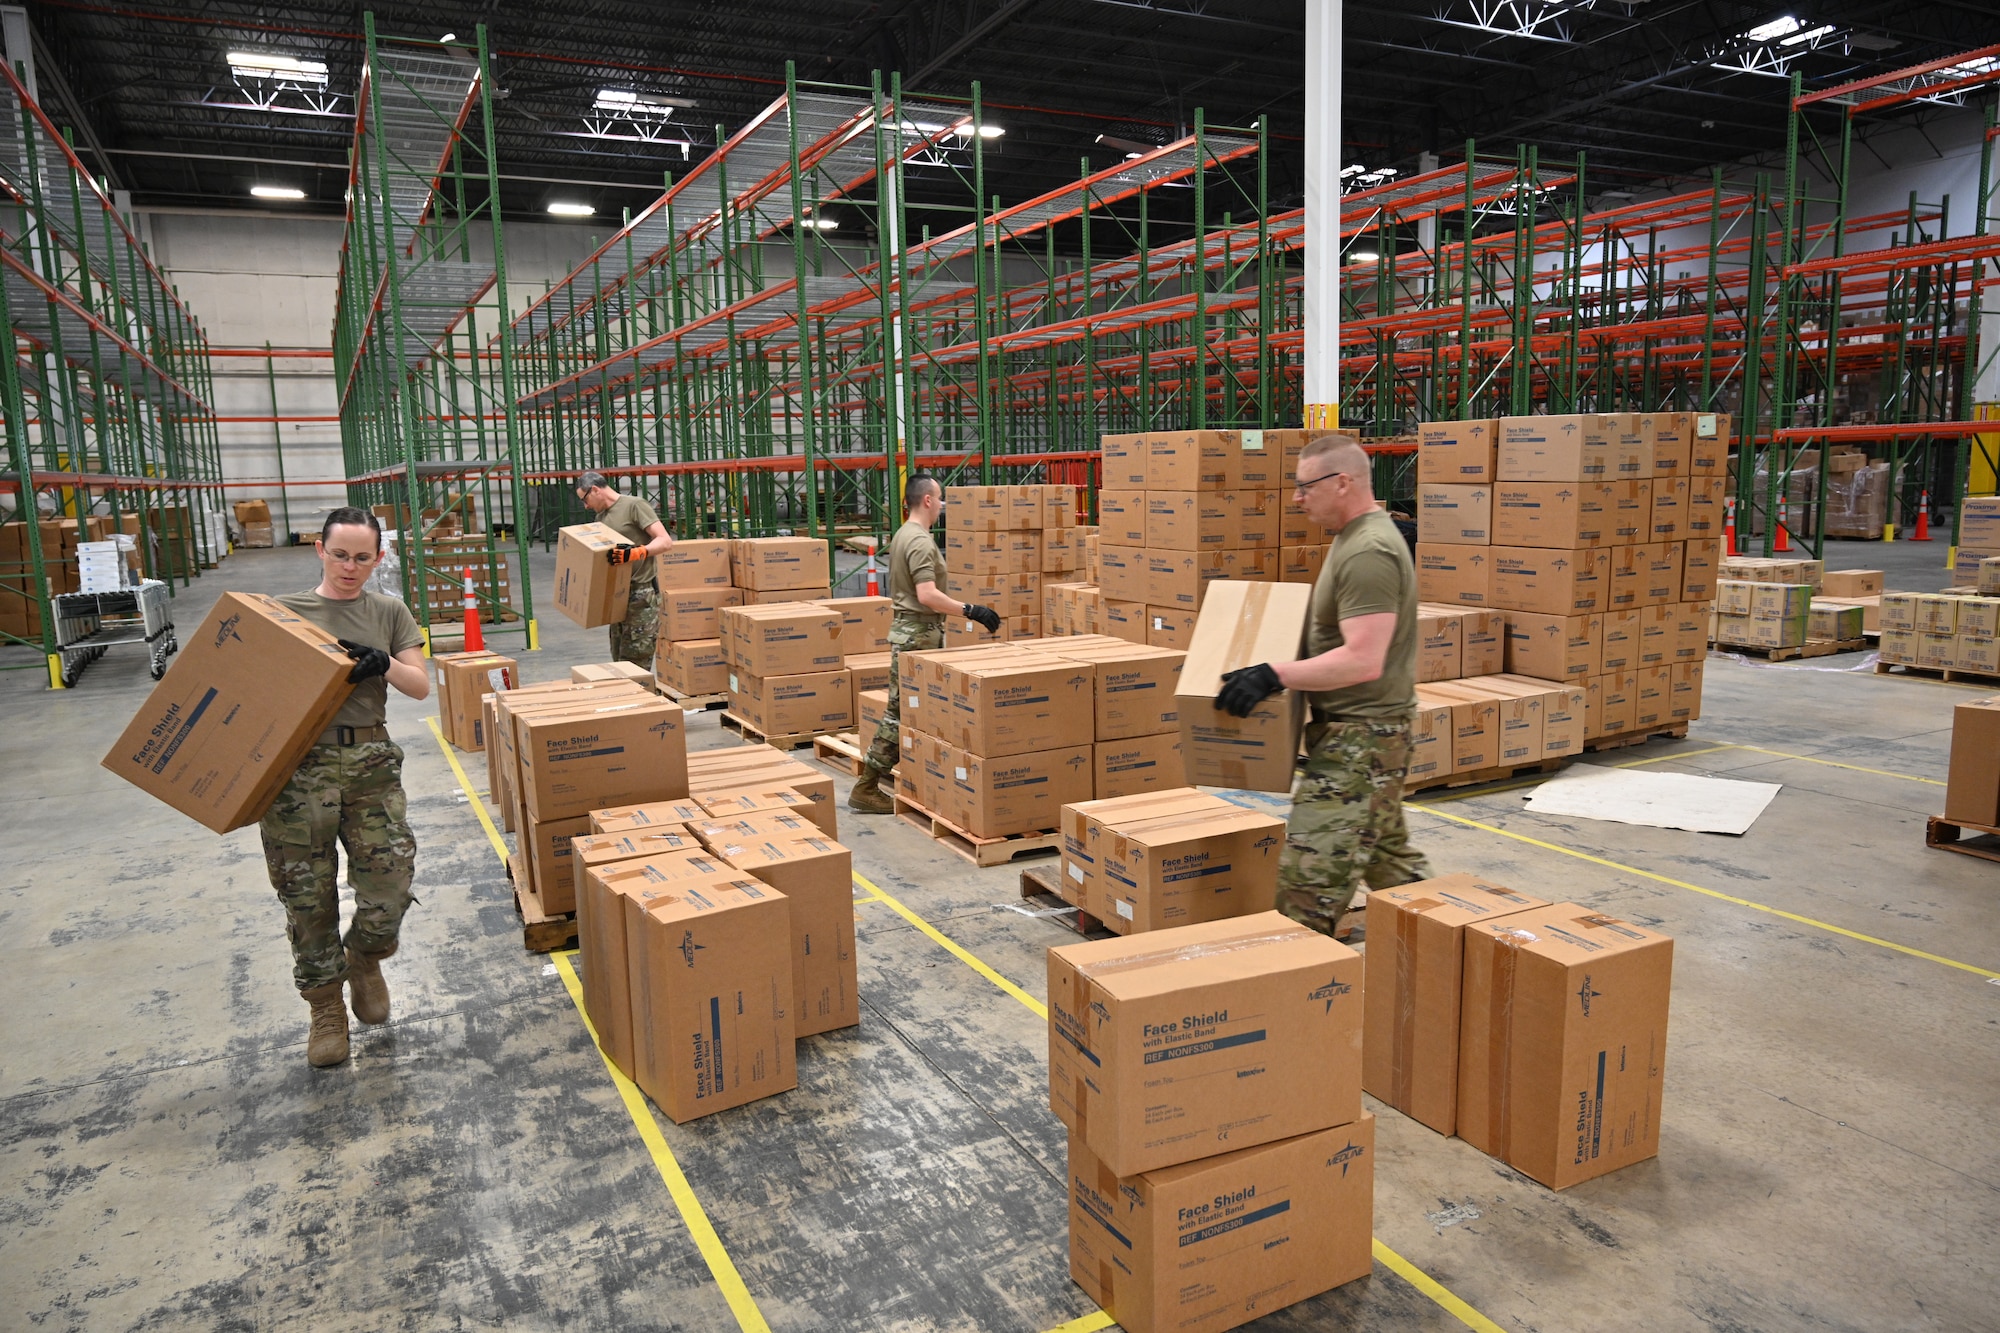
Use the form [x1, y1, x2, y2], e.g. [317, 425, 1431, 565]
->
[1373, 1239, 1511, 1333]
[856, 871, 1511, 1333]
[1411, 804, 1999, 980]
[426, 717, 509, 862]
[430, 718, 771, 1333]
[1723, 743, 1945, 786]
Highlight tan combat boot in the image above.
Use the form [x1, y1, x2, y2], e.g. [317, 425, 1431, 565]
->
[302, 982, 350, 1067]
[345, 944, 395, 1025]
[847, 765, 894, 814]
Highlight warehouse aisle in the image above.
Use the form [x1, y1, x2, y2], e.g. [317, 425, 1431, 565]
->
[3, 546, 1995, 1332]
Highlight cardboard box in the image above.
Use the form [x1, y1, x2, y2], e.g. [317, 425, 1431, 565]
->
[524, 813, 592, 914]
[1415, 544, 1492, 607]
[571, 661, 656, 691]
[1068, 1117, 1375, 1333]
[660, 638, 728, 697]
[1145, 490, 1274, 551]
[1505, 611, 1600, 681]
[727, 669, 853, 737]
[589, 799, 707, 834]
[1091, 733, 1184, 800]
[1279, 544, 1327, 584]
[1879, 591, 1917, 630]
[1417, 484, 1493, 546]
[1647, 476, 1687, 542]
[1497, 414, 1613, 482]
[1490, 674, 1585, 756]
[937, 655, 1095, 756]
[1489, 546, 1608, 615]
[815, 595, 892, 656]
[721, 602, 844, 676]
[554, 523, 635, 628]
[1404, 696, 1452, 785]
[947, 484, 1013, 530]
[1176, 580, 1312, 792]
[1417, 682, 1499, 772]
[1684, 474, 1727, 537]
[1458, 902, 1673, 1189]
[657, 586, 745, 642]
[1416, 605, 1463, 682]
[1059, 788, 1227, 908]
[434, 652, 517, 750]
[718, 832, 859, 1036]
[1363, 875, 1550, 1134]
[950, 570, 1040, 619]
[1100, 434, 1151, 488]
[1146, 547, 1273, 611]
[732, 536, 829, 590]
[1632, 664, 1672, 729]
[1098, 491, 1148, 546]
[1599, 610, 1638, 672]
[1047, 642, 1182, 740]
[846, 651, 893, 709]
[1493, 481, 1611, 548]
[1945, 696, 2000, 827]
[576, 847, 731, 1072]
[858, 687, 888, 741]
[1099, 599, 1147, 643]
[1096, 545, 1149, 604]
[653, 539, 732, 589]
[1809, 602, 1865, 641]
[1146, 430, 1243, 490]
[1586, 671, 1636, 738]
[1642, 543, 1683, 606]
[944, 744, 1094, 837]
[946, 529, 1040, 576]
[1680, 538, 1719, 602]
[572, 827, 704, 874]
[629, 875, 798, 1122]
[1048, 912, 1363, 1175]
[1956, 634, 2000, 675]
[1418, 418, 1497, 484]
[516, 697, 688, 822]
[101, 592, 358, 833]
[1145, 606, 1197, 651]
[1669, 661, 1704, 722]
[1092, 803, 1287, 933]
[1460, 607, 1505, 676]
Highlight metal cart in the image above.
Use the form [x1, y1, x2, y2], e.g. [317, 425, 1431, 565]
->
[52, 579, 178, 686]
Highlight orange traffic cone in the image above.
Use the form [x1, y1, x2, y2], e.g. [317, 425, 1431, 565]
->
[1774, 502, 1790, 552]
[462, 566, 484, 651]
[1913, 490, 1931, 541]
[1724, 497, 1738, 556]
[865, 548, 881, 597]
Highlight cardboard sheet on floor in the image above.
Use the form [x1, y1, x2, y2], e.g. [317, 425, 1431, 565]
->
[1522, 763, 1780, 835]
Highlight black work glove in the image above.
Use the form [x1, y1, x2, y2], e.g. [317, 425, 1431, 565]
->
[964, 603, 1002, 633]
[339, 639, 391, 684]
[605, 543, 643, 565]
[1215, 663, 1283, 718]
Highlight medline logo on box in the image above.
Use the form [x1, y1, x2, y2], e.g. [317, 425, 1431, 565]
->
[212, 613, 243, 648]
[1576, 974, 1602, 1017]
[679, 930, 704, 967]
[1308, 973, 1352, 1013]
[1326, 1140, 1366, 1177]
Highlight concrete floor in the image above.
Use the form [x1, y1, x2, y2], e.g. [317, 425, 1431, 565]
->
[3, 543, 1996, 1333]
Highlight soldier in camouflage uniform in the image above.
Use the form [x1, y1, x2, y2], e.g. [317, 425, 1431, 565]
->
[266, 508, 431, 1067]
[850, 475, 1001, 813]
[578, 469, 675, 669]
[1213, 435, 1431, 935]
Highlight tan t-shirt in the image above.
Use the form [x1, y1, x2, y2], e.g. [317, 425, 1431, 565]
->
[1305, 508, 1418, 721]
[278, 589, 423, 730]
[600, 493, 663, 583]
[888, 518, 944, 621]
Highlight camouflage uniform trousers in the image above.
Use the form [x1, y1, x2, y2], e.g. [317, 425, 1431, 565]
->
[609, 582, 659, 670]
[1276, 716, 1433, 936]
[260, 740, 418, 992]
[863, 614, 945, 775]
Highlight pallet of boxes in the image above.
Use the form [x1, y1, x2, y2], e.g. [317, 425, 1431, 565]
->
[941, 483, 1081, 644]
[1415, 413, 1721, 778]
[1878, 584, 2000, 682]
[715, 537, 888, 748]
[650, 533, 738, 706]
[1085, 429, 1321, 651]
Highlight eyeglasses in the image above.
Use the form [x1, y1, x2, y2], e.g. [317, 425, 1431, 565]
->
[325, 550, 375, 568]
[1293, 471, 1344, 496]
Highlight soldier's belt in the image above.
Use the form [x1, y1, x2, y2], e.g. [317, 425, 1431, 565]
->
[317, 723, 392, 747]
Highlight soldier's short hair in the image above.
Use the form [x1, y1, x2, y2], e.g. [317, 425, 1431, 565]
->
[320, 506, 383, 552]
[904, 474, 941, 512]
[577, 470, 610, 494]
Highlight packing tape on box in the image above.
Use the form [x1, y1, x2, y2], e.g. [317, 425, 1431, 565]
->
[1072, 927, 1307, 980]
[1486, 925, 1537, 1164]
[1391, 899, 1443, 1114]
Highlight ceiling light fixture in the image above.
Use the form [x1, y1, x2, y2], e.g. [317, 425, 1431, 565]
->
[1742, 15, 1804, 43]
[440, 32, 457, 42]
[803, 214, 839, 231]
[546, 201, 595, 217]
[1347, 250, 1380, 263]
[952, 123, 1004, 139]
[227, 49, 329, 86]
[250, 185, 305, 200]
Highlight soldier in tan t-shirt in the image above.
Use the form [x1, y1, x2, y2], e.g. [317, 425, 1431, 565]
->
[577, 470, 675, 668]
[265, 507, 432, 1067]
[1212, 434, 1432, 935]
[849, 475, 1002, 813]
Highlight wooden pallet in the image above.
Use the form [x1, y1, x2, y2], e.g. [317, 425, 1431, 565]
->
[1405, 756, 1563, 797]
[1711, 636, 1867, 661]
[1584, 722, 1691, 752]
[1925, 815, 2000, 864]
[508, 858, 578, 952]
[1875, 662, 2000, 686]
[661, 685, 728, 712]
[893, 793, 1062, 867]
[1019, 864, 1107, 935]
[720, 709, 829, 751]
[813, 731, 867, 776]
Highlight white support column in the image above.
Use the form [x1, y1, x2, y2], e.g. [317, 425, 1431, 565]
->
[0, 5, 37, 101]
[1302, 0, 1339, 429]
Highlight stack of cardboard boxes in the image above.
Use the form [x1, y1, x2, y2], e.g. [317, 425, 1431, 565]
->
[487, 679, 689, 914]
[1879, 590, 2000, 676]
[885, 626, 1188, 834]
[1948, 497, 2000, 588]
[1056, 786, 1286, 930]
[1811, 568, 1886, 636]
[1417, 413, 1723, 742]
[1711, 580, 1815, 649]
[430, 650, 520, 751]
[719, 590, 891, 740]
[1944, 695, 2000, 831]
[231, 499, 277, 548]
[940, 483, 1080, 644]
[573, 745, 855, 1123]
[1051, 913, 1372, 1333]
[0, 516, 144, 639]
[651, 536, 738, 698]
[1363, 874, 1673, 1189]
[1089, 430, 1321, 652]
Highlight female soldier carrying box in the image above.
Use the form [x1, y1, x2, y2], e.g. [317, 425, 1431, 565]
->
[264, 507, 430, 1068]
